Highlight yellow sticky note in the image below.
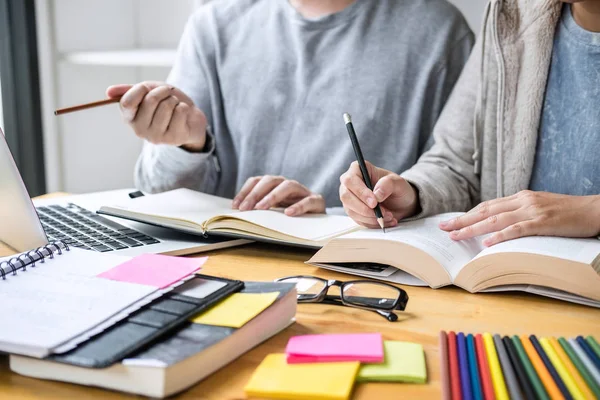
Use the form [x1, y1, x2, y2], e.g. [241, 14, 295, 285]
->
[190, 292, 278, 328]
[357, 341, 427, 383]
[244, 353, 359, 400]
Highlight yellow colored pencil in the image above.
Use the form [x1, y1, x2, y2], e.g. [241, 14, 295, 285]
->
[540, 338, 585, 400]
[483, 333, 509, 400]
[550, 337, 595, 400]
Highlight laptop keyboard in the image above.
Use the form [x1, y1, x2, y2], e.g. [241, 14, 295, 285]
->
[36, 203, 160, 252]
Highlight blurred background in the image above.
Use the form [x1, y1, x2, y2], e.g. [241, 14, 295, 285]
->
[0, 0, 485, 197]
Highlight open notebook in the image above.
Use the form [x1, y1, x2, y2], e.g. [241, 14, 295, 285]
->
[309, 213, 600, 307]
[98, 189, 359, 248]
[0, 242, 202, 358]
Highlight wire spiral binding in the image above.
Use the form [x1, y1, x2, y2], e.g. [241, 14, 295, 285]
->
[0, 241, 70, 280]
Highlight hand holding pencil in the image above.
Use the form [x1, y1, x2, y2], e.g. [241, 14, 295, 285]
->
[55, 81, 208, 152]
[339, 114, 419, 230]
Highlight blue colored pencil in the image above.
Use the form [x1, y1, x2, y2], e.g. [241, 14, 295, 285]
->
[458, 333, 473, 400]
[576, 336, 600, 371]
[529, 335, 573, 400]
[466, 334, 483, 400]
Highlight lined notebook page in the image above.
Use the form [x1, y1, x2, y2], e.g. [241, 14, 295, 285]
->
[0, 249, 157, 358]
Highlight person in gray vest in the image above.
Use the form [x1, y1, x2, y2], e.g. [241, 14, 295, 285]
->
[339, 0, 600, 244]
[107, 0, 473, 216]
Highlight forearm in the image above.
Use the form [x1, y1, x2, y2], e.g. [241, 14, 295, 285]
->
[134, 137, 218, 194]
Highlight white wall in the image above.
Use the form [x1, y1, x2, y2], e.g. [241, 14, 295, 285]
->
[37, 0, 194, 194]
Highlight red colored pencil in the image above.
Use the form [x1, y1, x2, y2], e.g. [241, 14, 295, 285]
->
[475, 334, 496, 400]
[448, 331, 462, 400]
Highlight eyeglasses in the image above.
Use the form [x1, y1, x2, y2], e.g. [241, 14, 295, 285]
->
[275, 275, 408, 322]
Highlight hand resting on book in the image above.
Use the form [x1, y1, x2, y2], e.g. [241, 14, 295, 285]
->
[439, 191, 600, 246]
[232, 175, 326, 217]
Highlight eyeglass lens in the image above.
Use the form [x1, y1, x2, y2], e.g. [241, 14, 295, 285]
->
[342, 282, 400, 310]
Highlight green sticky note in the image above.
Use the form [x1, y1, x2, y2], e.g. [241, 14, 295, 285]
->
[357, 341, 427, 384]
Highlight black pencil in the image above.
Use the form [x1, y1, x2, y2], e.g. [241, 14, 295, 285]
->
[343, 113, 385, 232]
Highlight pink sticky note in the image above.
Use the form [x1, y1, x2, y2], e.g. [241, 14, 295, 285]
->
[285, 333, 384, 364]
[98, 254, 206, 289]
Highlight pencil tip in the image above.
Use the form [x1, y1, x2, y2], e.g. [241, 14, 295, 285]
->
[377, 217, 385, 232]
[343, 113, 351, 124]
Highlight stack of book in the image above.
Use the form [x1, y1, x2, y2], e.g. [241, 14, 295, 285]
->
[10, 281, 297, 398]
[440, 331, 600, 399]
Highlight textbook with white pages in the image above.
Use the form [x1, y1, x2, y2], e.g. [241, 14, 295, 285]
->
[98, 188, 359, 248]
[309, 213, 600, 307]
[0, 242, 200, 358]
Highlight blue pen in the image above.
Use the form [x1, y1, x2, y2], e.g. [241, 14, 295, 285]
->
[577, 336, 600, 371]
[457, 332, 473, 400]
[466, 334, 483, 400]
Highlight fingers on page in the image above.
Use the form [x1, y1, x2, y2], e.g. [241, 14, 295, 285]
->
[239, 176, 285, 211]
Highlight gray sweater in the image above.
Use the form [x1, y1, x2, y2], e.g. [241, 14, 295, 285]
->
[134, 0, 473, 207]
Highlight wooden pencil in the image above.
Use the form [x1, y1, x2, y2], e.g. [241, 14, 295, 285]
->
[521, 335, 564, 400]
[530, 335, 573, 400]
[503, 336, 538, 400]
[577, 336, 600, 370]
[585, 336, 600, 359]
[440, 331, 452, 400]
[466, 334, 484, 400]
[475, 334, 496, 400]
[570, 338, 600, 383]
[493, 334, 522, 400]
[560, 338, 600, 398]
[54, 96, 122, 115]
[540, 337, 585, 400]
[551, 337, 596, 400]
[483, 333, 509, 400]
[458, 333, 474, 400]
[448, 331, 463, 400]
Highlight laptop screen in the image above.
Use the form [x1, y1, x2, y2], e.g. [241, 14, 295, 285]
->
[0, 128, 48, 253]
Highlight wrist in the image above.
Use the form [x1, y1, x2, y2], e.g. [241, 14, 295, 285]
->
[408, 183, 422, 217]
[180, 131, 207, 153]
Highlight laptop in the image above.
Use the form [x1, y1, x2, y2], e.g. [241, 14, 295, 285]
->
[0, 128, 249, 256]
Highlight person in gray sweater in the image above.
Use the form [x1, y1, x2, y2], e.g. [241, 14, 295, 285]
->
[340, 0, 600, 245]
[106, 0, 473, 217]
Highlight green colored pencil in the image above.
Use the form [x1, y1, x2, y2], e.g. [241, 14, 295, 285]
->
[559, 337, 600, 398]
[585, 336, 600, 359]
[511, 335, 550, 400]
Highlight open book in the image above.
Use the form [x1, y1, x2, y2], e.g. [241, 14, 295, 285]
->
[98, 189, 359, 248]
[308, 213, 600, 307]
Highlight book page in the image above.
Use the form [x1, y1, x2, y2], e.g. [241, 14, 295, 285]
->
[0, 249, 156, 356]
[101, 188, 234, 227]
[474, 236, 600, 264]
[221, 210, 359, 241]
[340, 213, 484, 280]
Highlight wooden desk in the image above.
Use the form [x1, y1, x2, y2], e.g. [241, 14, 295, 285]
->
[1, 235, 600, 398]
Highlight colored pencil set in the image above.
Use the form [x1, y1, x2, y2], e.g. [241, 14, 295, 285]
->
[439, 332, 600, 400]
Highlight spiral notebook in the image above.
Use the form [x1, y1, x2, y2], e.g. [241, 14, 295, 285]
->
[0, 242, 202, 359]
